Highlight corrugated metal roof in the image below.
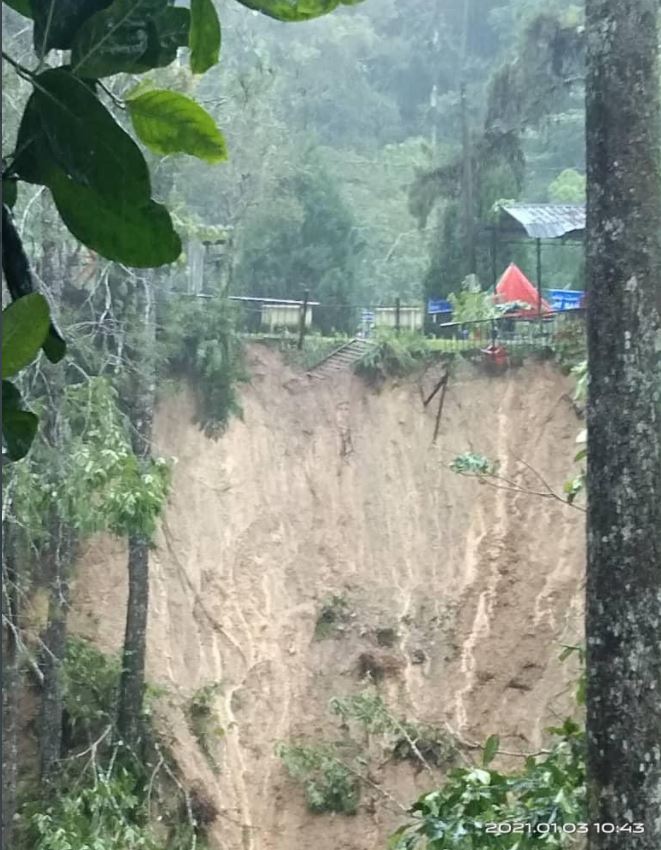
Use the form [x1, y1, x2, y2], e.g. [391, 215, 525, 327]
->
[500, 203, 585, 239]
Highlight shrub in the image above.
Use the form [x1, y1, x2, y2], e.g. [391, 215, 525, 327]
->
[276, 742, 360, 814]
[61, 638, 120, 750]
[187, 682, 225, 773]
[354, 331, 432, 384]
[162, 295, 247, 437]
[314, 594, 351, 640]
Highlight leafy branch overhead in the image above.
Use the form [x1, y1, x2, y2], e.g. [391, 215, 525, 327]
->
[1, 0, 362, 462]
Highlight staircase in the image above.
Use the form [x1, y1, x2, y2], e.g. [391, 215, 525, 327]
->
[307, 338, 374, 380]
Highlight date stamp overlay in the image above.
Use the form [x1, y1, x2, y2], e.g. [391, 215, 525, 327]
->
[483, 822, 645, 836]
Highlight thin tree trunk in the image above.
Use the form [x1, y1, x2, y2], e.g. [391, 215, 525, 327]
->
[2, 521, 20, 844]
[584, 0, 661, 845]
[117, 279, 156, 750]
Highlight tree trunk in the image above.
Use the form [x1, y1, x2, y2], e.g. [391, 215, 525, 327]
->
[117, 279, 156, 750]
[584, 0, 661, 845]
[39, 516, 74, 782]
[2, 521, 20, 844]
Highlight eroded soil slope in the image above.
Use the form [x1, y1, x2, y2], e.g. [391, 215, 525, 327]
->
[70, 349, 585, 850]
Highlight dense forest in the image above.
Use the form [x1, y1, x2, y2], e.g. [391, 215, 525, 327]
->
[1, 1, 659, 849]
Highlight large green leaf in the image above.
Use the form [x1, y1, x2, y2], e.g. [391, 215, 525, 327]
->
[233, 0, 362, 22]
[12, 96, 54, 187]
[190, 0, 221, 75]
[3, 0, 33, 18]
[2, 380, 38, 463]
[43, 324, 67, 363]
[127, 90, 227, 162]
[50, 170, 181, 267]
[30, 69, 152, 204]
[70, 0, 181, 78]
[14, 70, 181, 267]
[3, 407, 39, 460]
[151, 6, 190, 67]
[3, 177, 18, 209]
[2, 293, 50, 378]
[32, 0, 111, 52]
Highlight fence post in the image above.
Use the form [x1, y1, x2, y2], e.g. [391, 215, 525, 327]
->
[395, 297, 401, 335]
[536, 238, 543, 318]
[298, 289, 310, 350]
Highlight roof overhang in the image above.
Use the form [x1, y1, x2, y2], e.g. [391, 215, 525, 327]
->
[497, 203, 585, 240]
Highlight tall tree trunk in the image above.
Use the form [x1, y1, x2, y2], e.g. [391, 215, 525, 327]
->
[2, 520, 20, 844]
[117, 279, 156, 750]
[584, 0, 661, 846]
[39, 515, 74, 781]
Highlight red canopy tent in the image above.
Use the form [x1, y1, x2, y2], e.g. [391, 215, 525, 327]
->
[494, 263, 553, 317]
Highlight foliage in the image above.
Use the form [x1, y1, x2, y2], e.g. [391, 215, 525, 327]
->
[283, 333, 350, 371]
[547, 168, 586, 203]
[17, 745, 208, 850]
[276, 741, 361, 814]
[450, 452, 500, 477]
[61, 638, 121, 748]
[354, 331, 432, 384]
[330, 691, 457, 769]
[553, 317, 587, 372]
[20, 762, 161, 850]
[236, 0, 362, 21]
[232, 159, 362, 333]
[448, 275, 498, 323]
[391, 719, 585, 849]
[6, 377, 171, 542]
[161, 294, 247, 437]
[2, 0, 358, 461]
[126, 88, 228, 163]
[16, 638, 204, 850]
[314, 593, 351, 640]
[187, 682, 225, 773]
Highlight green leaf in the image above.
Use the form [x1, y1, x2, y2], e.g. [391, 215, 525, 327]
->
[49, 170, 181, 267]
[234, 0, 363, 22]
[127, 90, 227, 162]
[472, 768, 491, 785]
[2, 293, 50, 378]
[12, 95, 54, 187]
[482, 735, 499, 767]
[28, 68, 151, 204]
[3, 0, 33, 18]
[152, 6, 190, 67]
[12, 69, 179, 265]
[71, 0, 163, 77]
[190, 0, 221, 75]
[2, 380, 22, 411]
[32, 0, 111, 52]
[43, 324, 67, 363]
[70, 0, 188, 78]
[3, 177, 18, 209]
[3, 407, 39, 460]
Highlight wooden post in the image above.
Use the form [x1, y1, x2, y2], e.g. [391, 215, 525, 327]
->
[490, 226, 498, 288]
[536, 238, 543, 318]
[395, 297, 401, 335]
[298, 289, 309, 350]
